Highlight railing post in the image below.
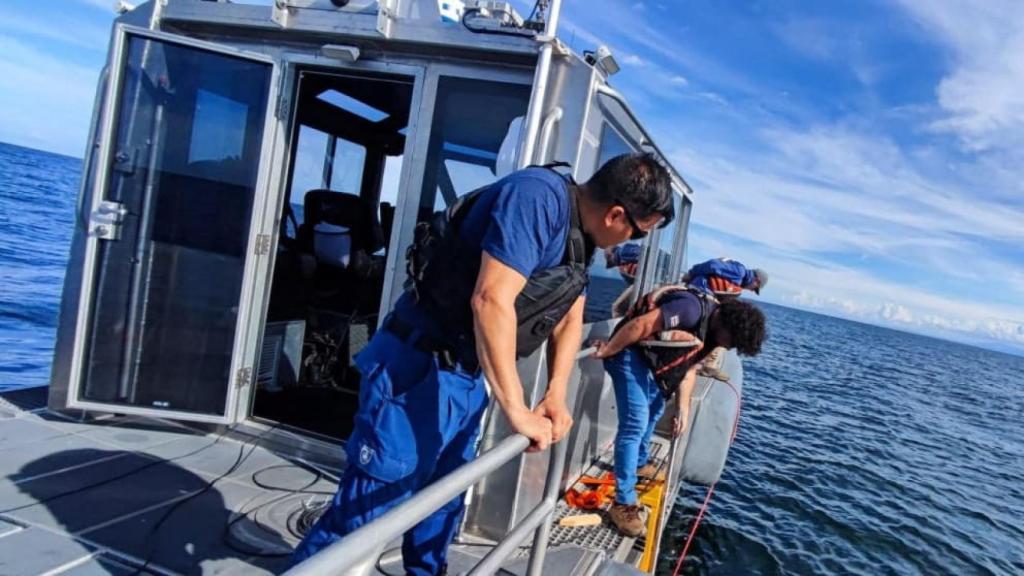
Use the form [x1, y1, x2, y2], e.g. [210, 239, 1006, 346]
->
[526, 347, 593, 575]
[525, 425, 569, 576]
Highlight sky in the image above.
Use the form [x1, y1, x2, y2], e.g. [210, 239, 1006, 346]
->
[0, 0, 1022, 355]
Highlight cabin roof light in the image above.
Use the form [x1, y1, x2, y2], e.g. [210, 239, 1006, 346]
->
[585, 45, 620, 77]
[321, 44, 361, 63]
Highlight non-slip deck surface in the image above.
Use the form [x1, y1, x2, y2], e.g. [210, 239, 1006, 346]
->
[0, 387, 339, 576]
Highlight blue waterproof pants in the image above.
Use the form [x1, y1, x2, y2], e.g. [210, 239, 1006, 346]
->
[605, 347, 666, 505]
[291, 324, 488, 575]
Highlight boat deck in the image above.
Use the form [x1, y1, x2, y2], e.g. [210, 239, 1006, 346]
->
[0, 386, 339, 575]
[0, 387, 651, 576]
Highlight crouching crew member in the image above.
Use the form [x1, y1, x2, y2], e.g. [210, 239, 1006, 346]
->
[591, 285, 766, 537]
[291, 153, 674, 575]
[683, 257, 767, 298]
[681, 257, 768, 380]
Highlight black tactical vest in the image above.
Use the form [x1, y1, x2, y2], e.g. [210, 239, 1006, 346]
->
[405, 168, 591, 361]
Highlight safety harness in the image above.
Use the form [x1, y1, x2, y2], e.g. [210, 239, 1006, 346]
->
[404, 165, 591, 366]
[615, 284, 717, 397]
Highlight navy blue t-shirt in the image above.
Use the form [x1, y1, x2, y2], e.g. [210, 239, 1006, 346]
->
[459, 167, 570, 277]
[658, 291, 709, 334]
[394, 167, 572, 342]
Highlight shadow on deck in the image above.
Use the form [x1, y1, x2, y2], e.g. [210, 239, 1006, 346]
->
[0, 386, 340, 575]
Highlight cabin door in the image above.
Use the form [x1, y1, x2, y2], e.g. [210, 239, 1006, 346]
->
[64, 27, 279, 424]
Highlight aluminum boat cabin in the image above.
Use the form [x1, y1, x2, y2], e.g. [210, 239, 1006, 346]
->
[6, 0, 746, 574]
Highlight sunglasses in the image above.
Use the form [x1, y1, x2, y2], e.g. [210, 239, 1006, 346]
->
[615, 199, 651, 240]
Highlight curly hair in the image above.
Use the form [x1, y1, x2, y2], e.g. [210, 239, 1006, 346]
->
[716, 299, 767, 356]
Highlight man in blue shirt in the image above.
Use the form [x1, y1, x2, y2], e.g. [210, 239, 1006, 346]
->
[592, 291, 766, 537]
[292, 153, 675, 575]
[683, 257, 767, 297]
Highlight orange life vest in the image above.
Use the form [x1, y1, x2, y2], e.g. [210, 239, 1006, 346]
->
[708, 276, 742, 295]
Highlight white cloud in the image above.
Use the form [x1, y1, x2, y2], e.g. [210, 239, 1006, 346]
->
[560, 0, 764, 97]
[561, 16, 701, 107]
[729, 242, 1024, 349]
[671, 122, 1024, 351]
[774, 17, 839, 61]
[620, 54, 648, 68]
[74, 0, 118, 10]
[879, 302, 914, 324]
[0, 5, 109, 51]
[896, 0, 1024, 152]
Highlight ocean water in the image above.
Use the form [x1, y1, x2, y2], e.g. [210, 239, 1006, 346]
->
[1, 141, 1023, 575]
[658, 305, 1024, 575]
[0, 142, 78, 391]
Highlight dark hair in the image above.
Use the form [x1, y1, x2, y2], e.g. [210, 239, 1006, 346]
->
[586, 152, 675, 225]
[717, 299, 766, 356]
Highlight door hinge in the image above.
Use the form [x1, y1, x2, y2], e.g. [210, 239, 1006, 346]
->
[89, 200, 128, 240]
[235, 367, 253, 389]
[275, 87, 291, 119]
[275, 68, 292, 120]
[254, 234, 272, 256]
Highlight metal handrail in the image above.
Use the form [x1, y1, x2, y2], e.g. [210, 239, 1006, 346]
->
[283, 435, 531, 576]
[285, 348, 595, 576]
[517, 0, 563, 168]
[469, 423, 570, 576]
[535, 106, 564, 165]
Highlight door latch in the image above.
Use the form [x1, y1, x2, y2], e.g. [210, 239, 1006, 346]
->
[89, 200, 128, 240]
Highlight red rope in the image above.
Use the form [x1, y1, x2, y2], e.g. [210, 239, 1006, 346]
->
[671, 377, 742, 576]
[671, 479, 718, 576]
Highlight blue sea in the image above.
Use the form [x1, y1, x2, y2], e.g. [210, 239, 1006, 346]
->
[1, 141, 1022, 575]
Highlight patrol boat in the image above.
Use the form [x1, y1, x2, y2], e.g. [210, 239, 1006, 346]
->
[1, 1, 744, 573]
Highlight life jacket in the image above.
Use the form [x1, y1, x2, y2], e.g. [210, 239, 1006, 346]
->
[707, 276, 743, 297]
[614, 284, 716, 397]
[405, 166, 591, 361]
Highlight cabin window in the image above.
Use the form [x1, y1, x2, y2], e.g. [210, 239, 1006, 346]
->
[416, 76, 530, 219]
[652, 192, 683, 285]
[288, 126, 368, 227]
[677, 195, 693, 277]
[289, 126, 330, 218]
[189, 89, 249, 163]
[330, 137, 367, 192]
[585, 242, 640, 323]
[583, 122, 640, 323]
[597, 123, 632, 167]
[433, 157, 499, 211]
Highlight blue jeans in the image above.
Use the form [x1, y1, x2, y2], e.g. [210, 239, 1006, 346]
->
[605, 347, 666, 505]
[291, 321, 489, 575]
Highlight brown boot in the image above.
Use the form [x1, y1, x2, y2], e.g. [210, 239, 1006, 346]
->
[697, 364, 730, 382]
[697, 348, 730, 382]
[637, 461, 660, 480]
[608, 503, 647, 537]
